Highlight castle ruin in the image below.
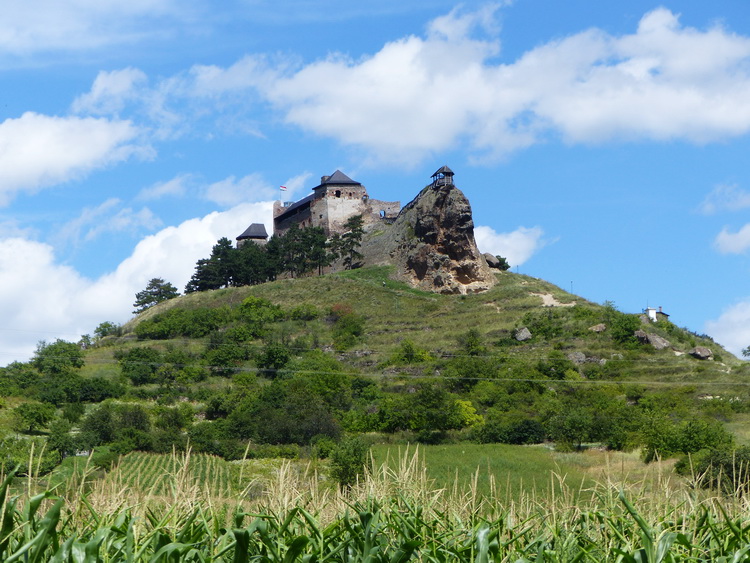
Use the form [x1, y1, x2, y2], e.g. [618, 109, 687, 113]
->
[272, 170, 400, 237]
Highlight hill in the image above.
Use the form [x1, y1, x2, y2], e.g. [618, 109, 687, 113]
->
[120, 265, 740, 383]
[3, 264, 748, 491]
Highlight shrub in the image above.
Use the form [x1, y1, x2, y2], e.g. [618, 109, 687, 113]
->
[203, 343, 249, 377]
[458, 329, 486, 356]
[256, 341, 292, 377]
[134, 307, 231, 339]
[678, 446, 750, 494]
[389, 339, 432, 365]
[116, 346, 162, 385]
[330, 306, 365, 350]
[330, 436, 371, 487]
[289, 303, 320, 321]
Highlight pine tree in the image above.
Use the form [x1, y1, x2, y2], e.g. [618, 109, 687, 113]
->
[340, 215, 364, 270]
[133, 278, 180, 313]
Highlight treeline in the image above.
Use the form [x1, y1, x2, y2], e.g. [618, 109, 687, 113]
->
[185, 216, 364, 292]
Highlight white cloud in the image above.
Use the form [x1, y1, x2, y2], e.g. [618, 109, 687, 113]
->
[0, 201, 274, 364]
[85, 206, 162, 241]
[78, 6, 750, 163]
[204, 174, 277, 207]
[474, 225, 547, 266]
[705, 300, 750, 358]
[138, 174, 192, 201]
[0, 238, 91, 363]
[0, 0, 187, 55]
[248, 6, 750, 162]
[0, 112, 146, 204]
[698, 184, 750, 215]
[72, 68, 148, 116]
[204, 172, 311, 207]
[714, 224, 750, 254]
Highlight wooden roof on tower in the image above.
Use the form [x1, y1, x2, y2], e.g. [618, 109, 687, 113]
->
[236, 223, 268, 240]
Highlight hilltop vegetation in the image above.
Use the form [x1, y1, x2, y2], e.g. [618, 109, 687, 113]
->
[1, 266, 746, 484]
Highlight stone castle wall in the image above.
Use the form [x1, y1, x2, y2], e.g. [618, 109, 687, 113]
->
[274, 184, 400, 237]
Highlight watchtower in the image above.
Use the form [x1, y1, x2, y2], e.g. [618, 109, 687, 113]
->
[431, 165, 454, 187]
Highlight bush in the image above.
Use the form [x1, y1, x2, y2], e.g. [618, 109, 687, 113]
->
[256, 341, 292, 377]
[289, 304, 320, 321]
[330, 436, 370, 487]
[678, 446, 750, 494]
[116, 347, 162, 385]
[239, 296, 284, 337]
[134, 307, 231, 339]
[203, 343, 249, 377]
[331, 306, 365, 350]
[388, 340, 431, 365]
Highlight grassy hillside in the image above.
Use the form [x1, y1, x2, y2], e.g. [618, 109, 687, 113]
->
[2, 265, 748, 505]
[119, 265, 742, 386]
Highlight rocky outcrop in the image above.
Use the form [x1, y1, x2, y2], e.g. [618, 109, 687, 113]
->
[484, 253, 501, 269]
[690, 346, 713, 360]
[647, 334, 671, 351]
[635, 330, 672, 351]
[515, 327, 532, 341]
[359, 183, 496, 294]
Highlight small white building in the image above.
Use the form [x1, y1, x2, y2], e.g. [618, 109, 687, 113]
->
[644, 306, 669, 323]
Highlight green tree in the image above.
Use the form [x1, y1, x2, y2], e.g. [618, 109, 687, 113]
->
[47, 418, 76, 461]
[116, 346, 162, 385]
[33, 339, 85, 377]
[79, 402, 117, 447]
[94, 321, 122, 340]
[495, 255, 511, 271]
[0, 362, 38, 396]
[303, 226, 331, 275]
[185, 238, 236, 293]
[340, 215, 364, 270]
[13, 402, 55, 433]
[330, 436, 371, 487]
[257, 341, 292, 377]
[234, 240, 270, 286]
[547, 406, 593, 450]
[133, 277, 180, 313]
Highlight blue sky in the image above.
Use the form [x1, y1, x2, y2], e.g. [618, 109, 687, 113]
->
[2, 0, 750, 363]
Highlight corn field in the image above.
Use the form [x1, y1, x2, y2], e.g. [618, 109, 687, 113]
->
[3, 449, 750, 561]
[105, 451, 235, 497]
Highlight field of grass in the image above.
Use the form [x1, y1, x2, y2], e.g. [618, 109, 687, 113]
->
[371, 443, 688, 506]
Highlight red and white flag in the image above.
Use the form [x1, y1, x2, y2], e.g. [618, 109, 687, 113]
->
[280, 185, 288, 191]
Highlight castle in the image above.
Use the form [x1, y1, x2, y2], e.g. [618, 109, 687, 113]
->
[272, 170, 401, 237]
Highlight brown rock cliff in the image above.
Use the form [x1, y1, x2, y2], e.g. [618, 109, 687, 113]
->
[359, 182, 496, 294]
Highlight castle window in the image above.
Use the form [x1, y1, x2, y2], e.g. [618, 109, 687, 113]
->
[335, 190, 341, 198]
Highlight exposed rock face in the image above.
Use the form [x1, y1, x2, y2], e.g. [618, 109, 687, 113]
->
[589, 323, 607, 333]
[647, 334, 671, 351]
[690, 346, 713, 360]
[635, 330, 672, 350]
[634, 330, 649, 343]
[484, 253, 501, 269]
[515, 327, 532, 341]
[360, 183, 496, 294]
[568, 351, 586, 365]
